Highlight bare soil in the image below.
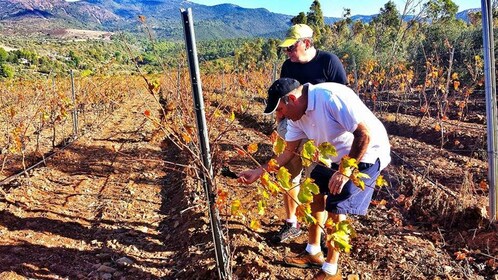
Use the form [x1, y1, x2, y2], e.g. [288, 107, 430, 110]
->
[0, 86, 497, 280]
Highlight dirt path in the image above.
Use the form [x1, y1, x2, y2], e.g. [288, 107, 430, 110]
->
[0, 92, 179, 279]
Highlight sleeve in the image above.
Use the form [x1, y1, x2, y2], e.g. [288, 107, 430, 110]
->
[327, 89, 364, 132]
[285, 121, 306, 142]
[325, 54, 347, 85]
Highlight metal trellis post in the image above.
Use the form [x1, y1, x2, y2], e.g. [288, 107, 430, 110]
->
[180, 8, 231, 279]
[481, 0, 498, 222]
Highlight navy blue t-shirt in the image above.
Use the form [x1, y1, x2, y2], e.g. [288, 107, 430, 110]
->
[280, 49, 347, 85]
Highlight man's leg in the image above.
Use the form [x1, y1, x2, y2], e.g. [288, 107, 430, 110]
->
[313, 160, 381, 279]
[323, 213, 346, 272]
[311, 213, 345, 280]
[283, 193, 326, 268]
[272, 153, 303, 243]
[308, 193, 327, 247]
[283, 153, 303, 222]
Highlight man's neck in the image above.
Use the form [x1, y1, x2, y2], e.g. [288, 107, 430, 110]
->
[301, 84, 309, 114]
[302, 47, 317, 63]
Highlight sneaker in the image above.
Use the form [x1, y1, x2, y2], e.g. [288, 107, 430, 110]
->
[271, 222, 302, 243]
[311, 269, 342, 280]
[283, 251, 324, 268]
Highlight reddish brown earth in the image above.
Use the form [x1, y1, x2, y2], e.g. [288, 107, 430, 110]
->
[0, 85, 497, 280]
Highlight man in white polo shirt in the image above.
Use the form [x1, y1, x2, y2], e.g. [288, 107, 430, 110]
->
[238, 78, 390, 280]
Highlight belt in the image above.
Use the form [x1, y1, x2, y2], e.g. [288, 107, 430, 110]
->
[330, 160, 375, 171]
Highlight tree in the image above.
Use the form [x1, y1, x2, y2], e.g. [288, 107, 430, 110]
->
[291, 12, 307, 25]
[306, 0, 326, 47]
[307, 0, 324, 28]
[0, 64, 14, 78]
[0, 48, 7, 63]
[261, 39, 279, 62]
[371, 0, 401, 54]
[423, 0, 459, 22]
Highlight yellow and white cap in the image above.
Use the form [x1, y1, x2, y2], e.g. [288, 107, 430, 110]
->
[279, 24, 314, 47]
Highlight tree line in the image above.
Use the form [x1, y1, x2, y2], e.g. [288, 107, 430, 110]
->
[0, 0, 491, 91]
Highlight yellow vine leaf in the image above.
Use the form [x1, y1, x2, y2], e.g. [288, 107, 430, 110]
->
[325, 220, 356, 253]
[296, 204, 317, 225]
[297, 178, 320, 204]
[258, 187, 270, 199]
[324, 218, 335, 229]
[451, 72, 459, 80]
[41, 111, 49, 121]
[332, 231, 353, 253]
[339, 156, 358, 177]
[276, 166, 292, 190]
[249, 219, 262, 232]
[318, 142, 337, 167]
[213, 109, 222, 119]
[349, 169, 370, 190]
[247, 143, 258, 154]
[231, 200, 242, 216]
[148, 79, 160, 94]
[453, 80, 460, 90]
[229, 111, 235, 122]
[181, 132, 191, 143]
[216, 188, 228, 208]
[267, 159, 279, 173]
[301, 140, 317, 167]
[271, 131, 286, 155]
[260, 171, 279, 194]
[257, 200, 266, 215]
[434, 123, 441, 131]
[375, 175, 388, 188]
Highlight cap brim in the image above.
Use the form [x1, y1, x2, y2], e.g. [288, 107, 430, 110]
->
[263, 98, 281, 115]
[279, 38, 298, 48]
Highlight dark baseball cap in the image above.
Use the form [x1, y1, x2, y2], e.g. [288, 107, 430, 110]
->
[264, 78, 301, 114]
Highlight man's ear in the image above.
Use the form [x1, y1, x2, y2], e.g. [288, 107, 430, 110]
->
[303, 38, 311, 49]
[288, 94, 297, 102]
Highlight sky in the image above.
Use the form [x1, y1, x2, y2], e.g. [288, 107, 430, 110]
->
[188, 0, 481, 18]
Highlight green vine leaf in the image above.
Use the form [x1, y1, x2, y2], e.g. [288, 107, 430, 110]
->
[301, 140, 317, 168]
[277, 166, 291, 190]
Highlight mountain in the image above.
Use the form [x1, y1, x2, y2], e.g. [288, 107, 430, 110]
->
[0, 0, 293, 40]
[0, 0, 481, 41]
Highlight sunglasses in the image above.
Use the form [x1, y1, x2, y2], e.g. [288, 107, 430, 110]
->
[285, 40, 302, 52]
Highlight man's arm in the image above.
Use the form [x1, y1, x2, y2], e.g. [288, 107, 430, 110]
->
[328, 122, 370, 194]
[238, 139, 302, 184]
[348, 122, 370, 161]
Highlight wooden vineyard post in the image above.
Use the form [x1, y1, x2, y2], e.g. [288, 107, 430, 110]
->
[180, 8, 232, 279]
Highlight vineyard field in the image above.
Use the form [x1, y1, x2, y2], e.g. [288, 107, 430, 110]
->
[0, 70, 496, 280]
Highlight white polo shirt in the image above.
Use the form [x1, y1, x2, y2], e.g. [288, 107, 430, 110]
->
[285, 83, 391, 170]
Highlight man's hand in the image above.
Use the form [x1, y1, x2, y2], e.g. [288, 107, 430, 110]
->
[238, 167, 264, 184]
[328, 171, 349, 195]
